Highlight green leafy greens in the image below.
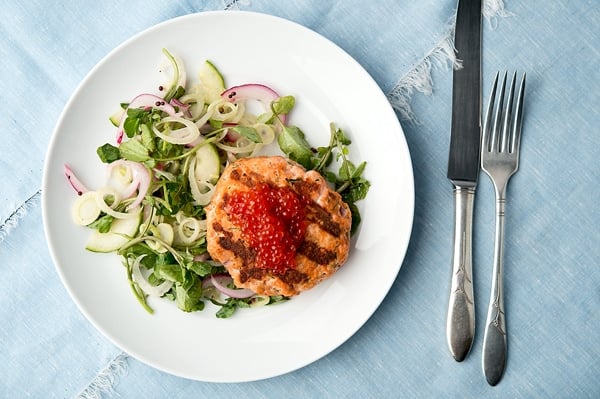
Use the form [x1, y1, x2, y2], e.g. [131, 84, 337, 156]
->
[271, 97, 370, 235]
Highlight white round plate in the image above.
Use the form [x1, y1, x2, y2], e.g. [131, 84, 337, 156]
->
[42, 11, 414, 382]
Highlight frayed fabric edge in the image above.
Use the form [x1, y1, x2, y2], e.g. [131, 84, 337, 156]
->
[387, 33, 457, 123]
[483, 0, 514, 29]
[78, 352, 129, 399]
[0, 189, 41, 244]
[222, 0, 251, 10]
[387, 0, 512, 123]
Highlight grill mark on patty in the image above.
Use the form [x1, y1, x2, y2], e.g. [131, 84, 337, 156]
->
[239, 267, 308, 286]
[287, 178, 320, 198]
[288, 179, 344, 237]
[239, 267, 267, 283]
[306, 204, 342, 237]
[297, 240, 337, 265]
[229, 168, 261, 187]
[280, 269, 308, 285]
[214, 223, 256, 265]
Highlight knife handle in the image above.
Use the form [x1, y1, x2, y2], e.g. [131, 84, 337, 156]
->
[446, 185, 476, 362]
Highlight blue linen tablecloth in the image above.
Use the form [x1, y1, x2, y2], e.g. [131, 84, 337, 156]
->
[1, 0, 599, 397]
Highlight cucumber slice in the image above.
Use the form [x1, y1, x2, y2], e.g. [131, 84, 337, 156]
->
[71, 191, 101, 226]
[199, 60, 225, 103]
[194, 143, 220, 184]
[109, 108, 125, 127]
[85, 213, 140, 253]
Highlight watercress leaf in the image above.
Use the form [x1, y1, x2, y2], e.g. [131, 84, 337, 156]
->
[155, 138, 184, 159]
[272, 95, 295, 115]
[338, 159, 356, 181]
[188, 261, 215, 277]
[277, 125, 314, 169]
[256, 112, 275, 124]
[119, 139, 150, 162]
[235, 298, 251, 309]
[175, 274, 204, 312]
[334, 126, 352, 145]
[119, 242, 154, 259]
[140, 253, 158, 269]
[352, 161, 367, 179]
[312, 146, 334, 172]
[323, 171, 338, 184]
[96, 143, 121, 163]
[127, 108, 146, 118]
[216, 302, 237, 318]
[87, 214, 114, 233]
[140, 124, 156, 152]
[347, 202, 362, 236]
[175, 284, 205, 312]
[316, 146, 332, 159]
[154, 263, 184, 283]
[341, 179, 371, 204]
[123, 114, 140, 138]
[147, 273, 162, 286]
[232, 125, 262, 143]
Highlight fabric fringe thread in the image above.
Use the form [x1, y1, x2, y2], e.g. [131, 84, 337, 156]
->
[0, 190, 41, 244]
[222, 0, 250, 10]
[78, 352, 129, 399]
[387, 0, 512, 123]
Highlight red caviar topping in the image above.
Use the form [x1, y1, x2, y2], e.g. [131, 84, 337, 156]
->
[226, 184, 307, 272]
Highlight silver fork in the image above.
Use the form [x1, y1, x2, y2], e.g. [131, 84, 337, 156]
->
[480, 71, 526, 386]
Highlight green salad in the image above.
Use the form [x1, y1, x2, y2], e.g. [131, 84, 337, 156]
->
[65, 49, 369, 317]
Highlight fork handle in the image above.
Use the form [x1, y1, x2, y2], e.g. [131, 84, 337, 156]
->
[482, 194, 507, 386]
[446, 185, 476, 362]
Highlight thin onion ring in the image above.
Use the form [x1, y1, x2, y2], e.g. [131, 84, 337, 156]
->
[210, 274, 255, 299]
[153, 116, 200, 145]
[132, 254, 174, 297]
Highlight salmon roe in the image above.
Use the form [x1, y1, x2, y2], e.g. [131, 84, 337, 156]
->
[226, 184, 308, 272]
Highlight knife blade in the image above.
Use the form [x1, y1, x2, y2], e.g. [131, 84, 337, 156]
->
[446, 0, 482, 362]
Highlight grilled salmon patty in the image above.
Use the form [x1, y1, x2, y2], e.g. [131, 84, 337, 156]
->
[205, 156, 352, 296]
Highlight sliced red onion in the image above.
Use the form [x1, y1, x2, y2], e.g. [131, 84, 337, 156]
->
[193, 253, 210, 262]
[169, 97, 191, 116]
[64, 163, 89, 196]
[221, 84, 287, 124]
[116, 130, 124, 144]
[209, 274, 254, 299]
[116, 93, 183, 142]
[126, 162, 151, 210]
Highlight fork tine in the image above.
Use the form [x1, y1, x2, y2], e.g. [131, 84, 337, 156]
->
[491, 72, 508, 152]
[482, 72, 500, 153]
[510, 73, 526, 155]
[501, 72, 517, 153]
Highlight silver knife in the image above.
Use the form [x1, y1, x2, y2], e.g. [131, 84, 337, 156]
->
[446, 0, 482, 362]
